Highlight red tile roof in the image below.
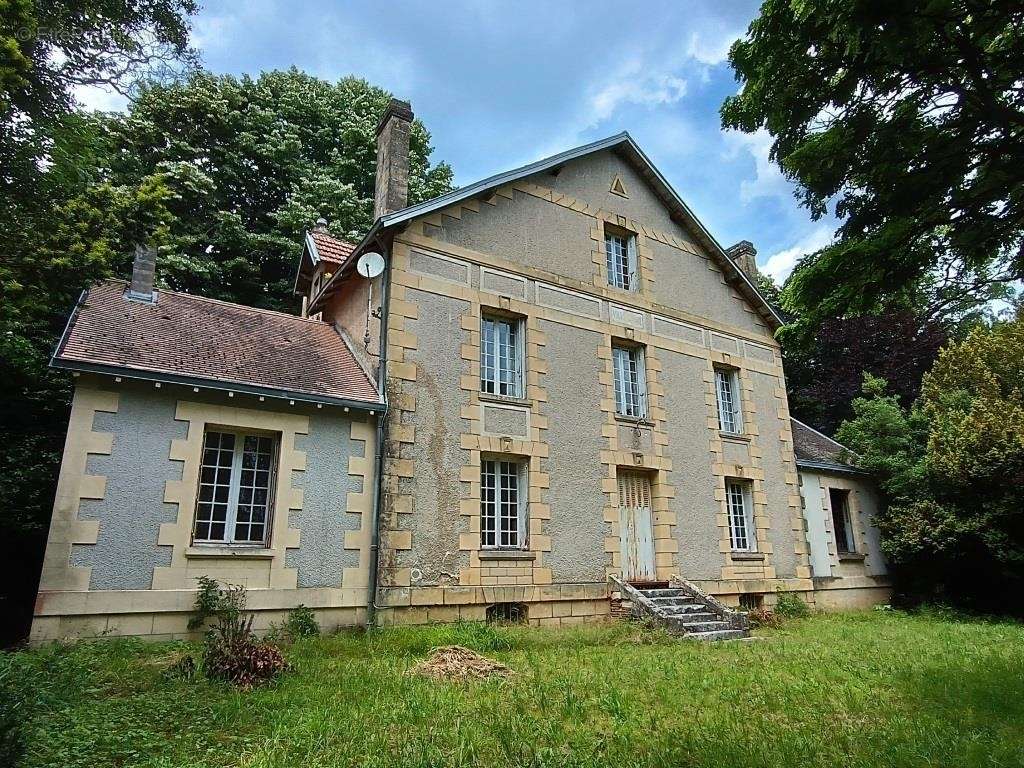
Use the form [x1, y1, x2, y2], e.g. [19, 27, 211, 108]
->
[55, 281, 380, 406]
[309, 230, 356, 265]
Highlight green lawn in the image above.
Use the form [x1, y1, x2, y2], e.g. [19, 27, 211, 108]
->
[2, 611, 1022, 767]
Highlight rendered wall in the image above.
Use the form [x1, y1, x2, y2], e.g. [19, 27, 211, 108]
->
[32, 377, 376, 642]
[374, 143, 810, 624]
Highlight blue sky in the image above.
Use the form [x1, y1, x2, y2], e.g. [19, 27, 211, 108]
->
[79, 0, 838, 281]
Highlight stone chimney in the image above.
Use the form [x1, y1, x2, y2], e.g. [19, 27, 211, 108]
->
[726, 240, 758, 281]
[373, 98, 414, 219]
[127, 245, 157, 303]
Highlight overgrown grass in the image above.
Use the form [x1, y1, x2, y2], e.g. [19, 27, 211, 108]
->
[2, 611, 1022, 767]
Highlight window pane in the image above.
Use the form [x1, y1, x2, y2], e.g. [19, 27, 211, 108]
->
[480, 460, 497, 547]
[613, 346, 646, 418]
[195, 431, 235, 542]
[605, 233, 632, 290]
[233, 434, 274, 544]
[727, 481, 750, 551]
[716, 370, 740, 433]
[481, 317, 522, 397]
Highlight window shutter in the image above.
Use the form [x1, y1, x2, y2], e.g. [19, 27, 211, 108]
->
[731, 372, 743, 433]
[626, 236, 639, 291]
[515, 320, 525, 398]
[636, 348, 648, 418]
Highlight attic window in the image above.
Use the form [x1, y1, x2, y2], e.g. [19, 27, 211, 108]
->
[610, 174, 628, 198]
[605, 226, 638, 291]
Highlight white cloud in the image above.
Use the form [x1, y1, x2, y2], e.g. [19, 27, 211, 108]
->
[724, 128, 791, 203]
[761, 225, 835, 282]
[686, 29, 737, 66]
[588, 69, 688, 124]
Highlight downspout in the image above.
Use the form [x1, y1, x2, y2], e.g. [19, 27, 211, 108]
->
[366, 234, 393, 628]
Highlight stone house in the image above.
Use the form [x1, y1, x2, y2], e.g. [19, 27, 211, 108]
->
[31, 100, 889, 641]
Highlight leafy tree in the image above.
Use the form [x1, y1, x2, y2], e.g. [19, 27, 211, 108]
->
[94, 69, 454, 310]
[837, 319, 1024, 612]
[723, 1, 1024, 326]
[781, 305, 948, 433]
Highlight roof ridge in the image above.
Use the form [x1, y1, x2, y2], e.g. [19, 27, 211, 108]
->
[99, 279, 328, 326]
[308, 229, 357, 247]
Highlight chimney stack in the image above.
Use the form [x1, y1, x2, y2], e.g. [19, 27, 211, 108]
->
[726, 240, 758, 281]
[373, 98, 414, 219]
[128, 245, 157, 303]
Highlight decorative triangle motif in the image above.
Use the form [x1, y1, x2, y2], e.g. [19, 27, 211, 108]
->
[610, 174, 629, 198]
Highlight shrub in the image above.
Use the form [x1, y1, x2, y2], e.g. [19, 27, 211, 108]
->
[774, 591, 811, 618]
[204, 632, 288, 689]
[191, 578, 288, 688]
[285, 605, 320, 638]
[745, 606, 780, 629]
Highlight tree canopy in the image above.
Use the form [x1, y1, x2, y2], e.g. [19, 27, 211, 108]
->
[93, 69, 453, 309]
[837, 318, 1024, 611]
[723, 1, 1023, 326]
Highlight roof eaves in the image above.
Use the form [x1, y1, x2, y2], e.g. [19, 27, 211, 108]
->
[376, 132, 632, 229]
[796, 458, 871, 477]
[51, 356, 383, 411]
[311, 130, 785, 327]
[292, 232, 319, 296]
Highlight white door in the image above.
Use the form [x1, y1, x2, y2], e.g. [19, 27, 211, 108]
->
[617, 471, 656, 582]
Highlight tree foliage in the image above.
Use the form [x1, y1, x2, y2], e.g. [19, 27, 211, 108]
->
[781, 305, 948, 433]
[723, 1, 1024, 325]
[93, 69, 453, 310]
[837, 320, 1024, 611]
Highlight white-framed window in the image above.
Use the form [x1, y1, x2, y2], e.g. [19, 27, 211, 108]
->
[193, 429, 277, 545]
[715, 368, 743, 434]
[605, 230, 638, 291]
[726, 479, 756, 552]
[480, 458, 527, 548]
[481, 315, 524, 398]
[829, 488, 856, 554]
[613, 344, 647, 419]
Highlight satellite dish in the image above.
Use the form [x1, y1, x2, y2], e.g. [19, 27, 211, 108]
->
[356, 251, 385, 279]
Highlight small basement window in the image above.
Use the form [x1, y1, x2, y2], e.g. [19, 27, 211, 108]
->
[486, 602, 527, 624]
[739, 593, 763, 611]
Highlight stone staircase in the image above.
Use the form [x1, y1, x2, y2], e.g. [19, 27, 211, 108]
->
[609, 575, 750, 641]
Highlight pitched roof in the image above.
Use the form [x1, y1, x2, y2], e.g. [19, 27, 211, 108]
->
[314, 132, 783, 328]
[791, 418, 866, 475]
[54, 280, 380, 407]
[308, 230, 356, 265]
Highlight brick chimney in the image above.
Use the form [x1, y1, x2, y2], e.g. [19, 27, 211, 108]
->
[726, 240, 758, 281]
[127, 244, 157, 303]
[373, 98, 414, 219]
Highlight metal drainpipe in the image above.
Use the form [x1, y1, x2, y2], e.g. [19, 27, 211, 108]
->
[365, 236, 392, 628]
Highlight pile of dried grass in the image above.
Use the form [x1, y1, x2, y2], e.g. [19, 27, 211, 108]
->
[408, 645, 513, 681]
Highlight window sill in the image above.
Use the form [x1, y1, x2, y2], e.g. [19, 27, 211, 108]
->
[478, 550, 536, 561]
[615, 414, 653, 427]
[478, 392, 530, 408]
[720, 431, 750, 442]
[838, 553, 865, 562]
[730, 552, 765, 561]
[185, 546, 275, 560]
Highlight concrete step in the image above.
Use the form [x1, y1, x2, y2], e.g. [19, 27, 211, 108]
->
[647, 596, 701, 607]
[663, 610, 719, 623]
[653, 601, 705, 613]
[683, 628, 749, 642]
[638, 588, 686, 599]
[670, 620, 732, 633]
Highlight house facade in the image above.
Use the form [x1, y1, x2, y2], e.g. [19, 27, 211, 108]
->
[31, 100, 889, 641]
